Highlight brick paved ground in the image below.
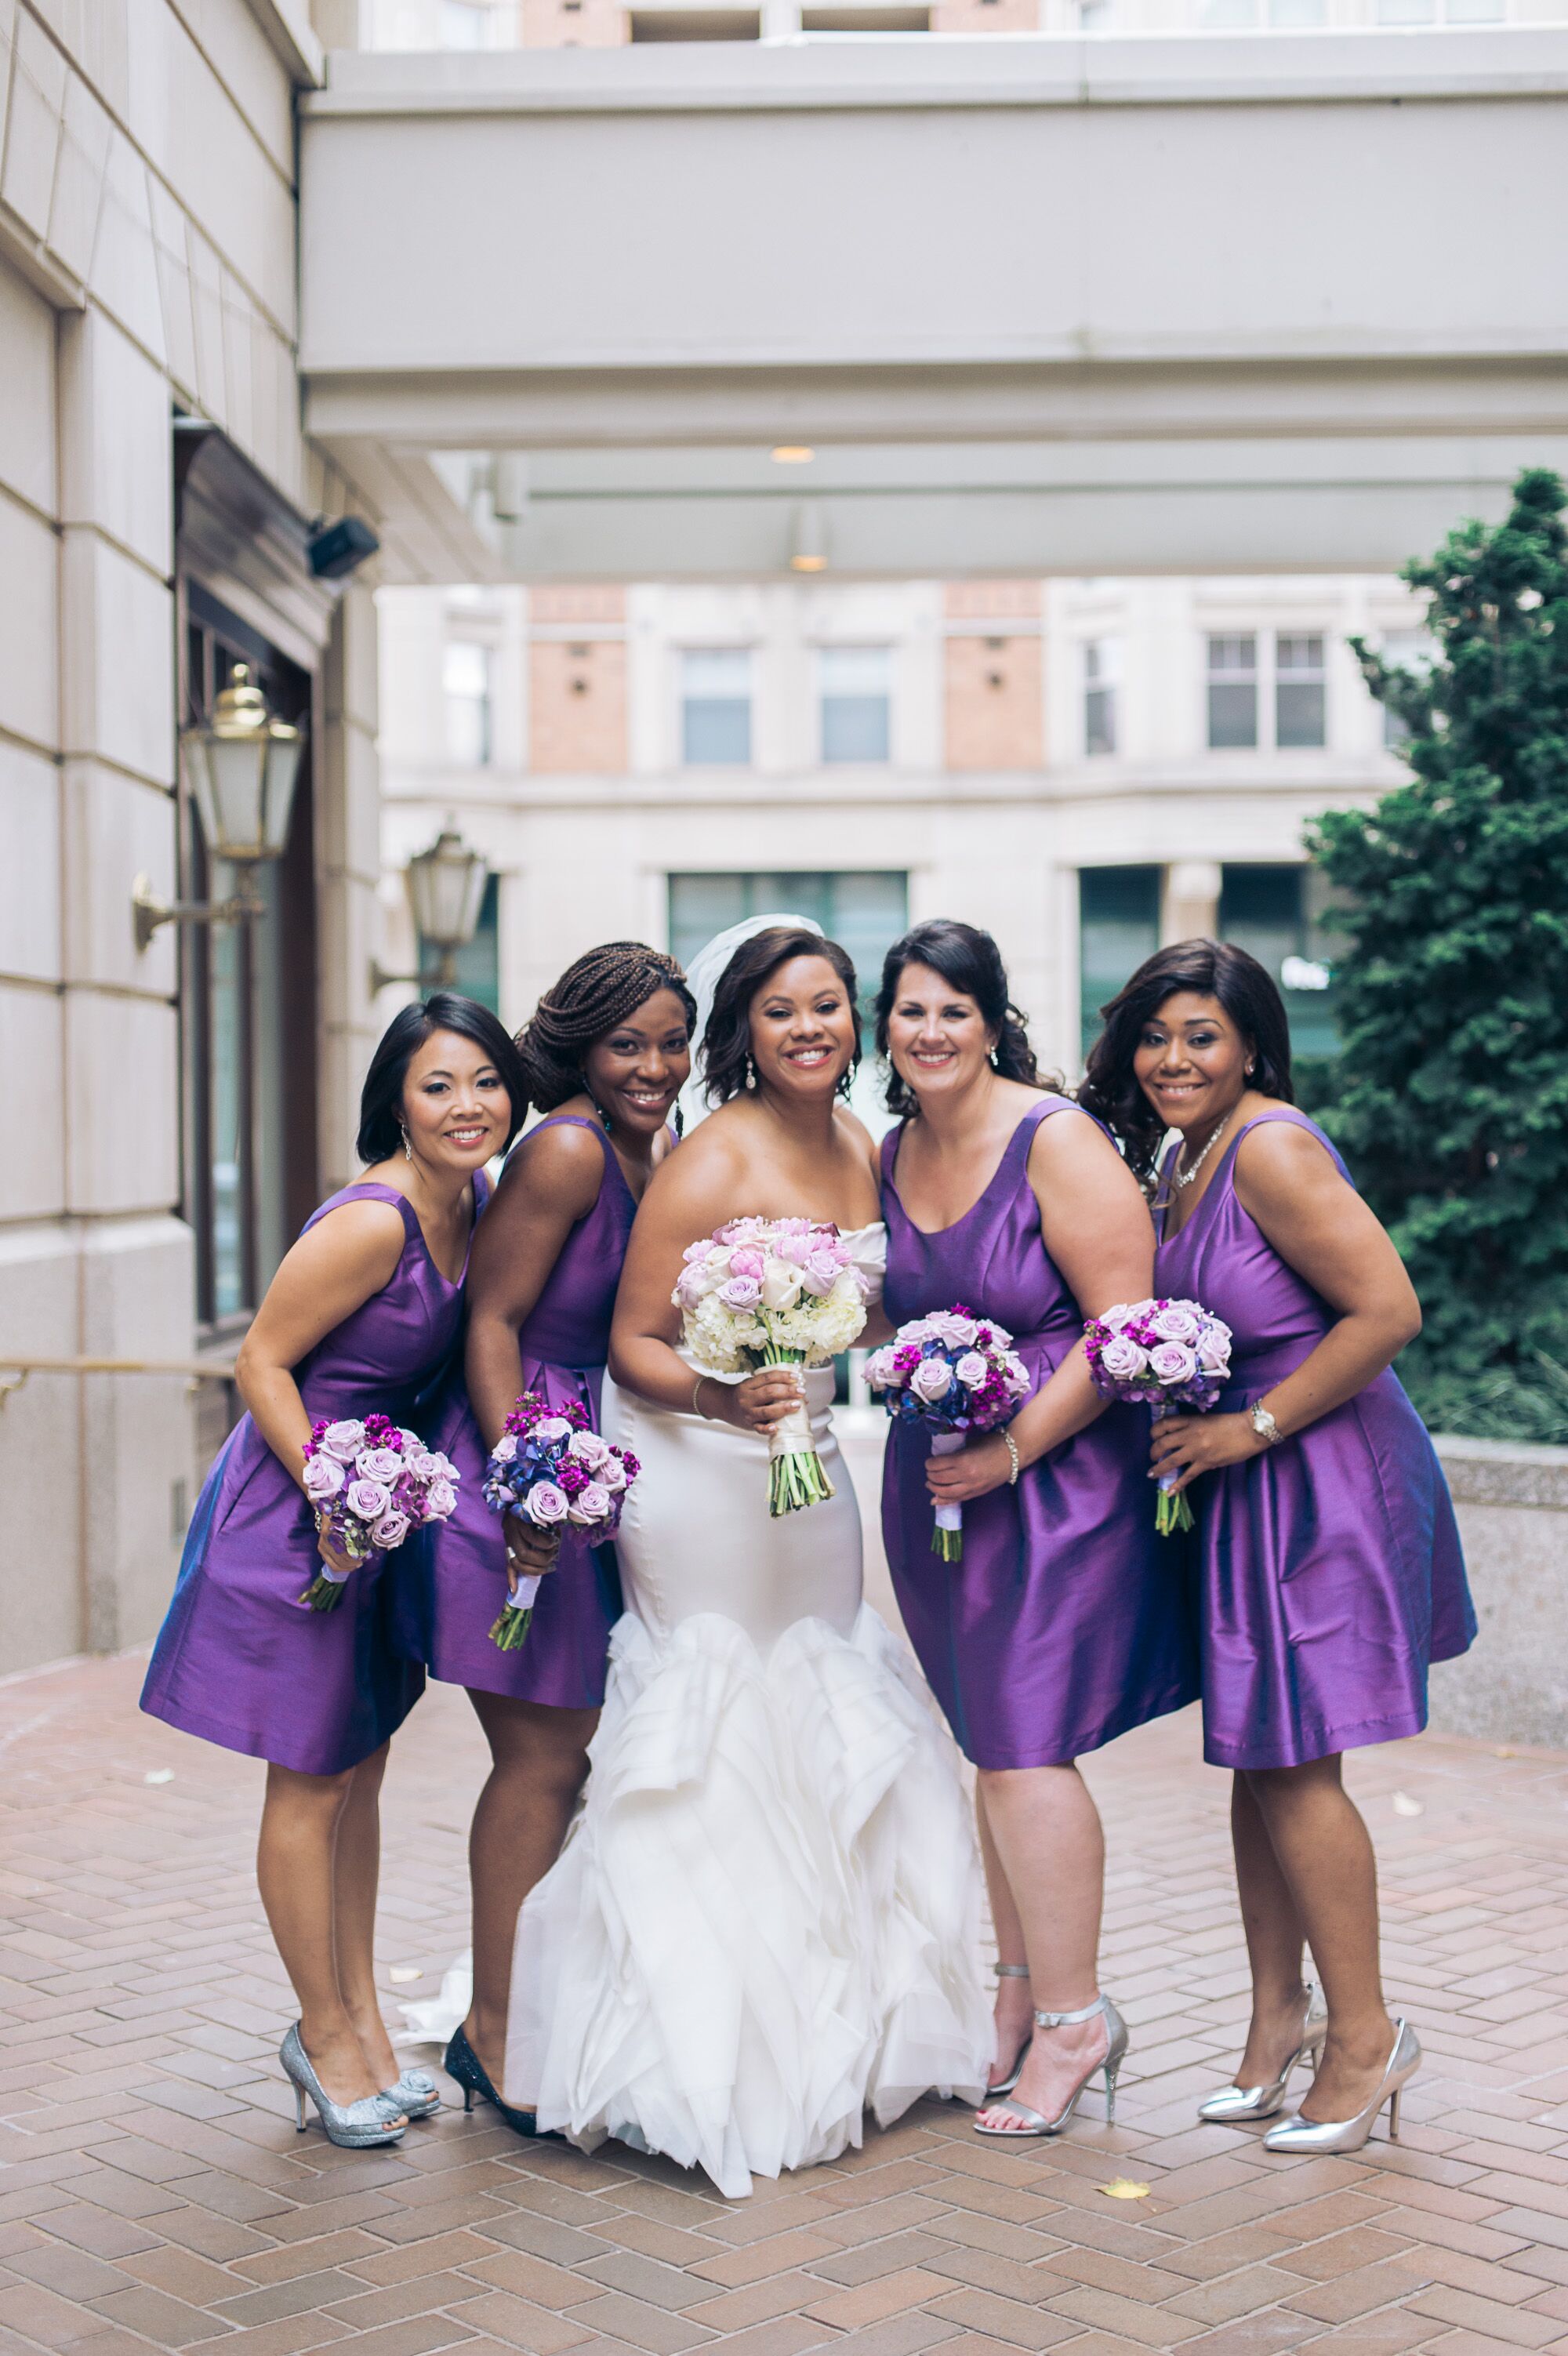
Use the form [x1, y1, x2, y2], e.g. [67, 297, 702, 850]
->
[5, 1645, 1568, 2356]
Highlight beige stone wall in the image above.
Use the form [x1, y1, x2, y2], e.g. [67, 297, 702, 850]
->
[514, 0, 630, 42]
[528, 640, 629, 774]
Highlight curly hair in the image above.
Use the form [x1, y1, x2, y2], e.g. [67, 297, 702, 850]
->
[874, 920, 1054, 1118]
[701, 926, 861, 1107]
[1078, 937, 1294, 1179]
[514, 942, 697, 1116]
[357, 992, 527, 1163]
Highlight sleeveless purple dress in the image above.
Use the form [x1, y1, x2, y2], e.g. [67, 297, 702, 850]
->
[395, 1115, 628, 1709]
[1155, 1106, 1475, 1770]
[881, 1098, 1199, 1770]
[140, 1177, 486, 1777]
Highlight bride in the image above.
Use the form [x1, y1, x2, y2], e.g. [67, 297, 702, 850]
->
[504, 917, 991, 2198]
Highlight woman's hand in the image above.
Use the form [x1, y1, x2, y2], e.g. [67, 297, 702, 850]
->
[926, 1432, 1014, 1506]
[505, 1512, 561, 1595]
[702, 1369, 804, 1435]
[315, 1522, 359, 1580]
[1149, 1410, 1269, 1495]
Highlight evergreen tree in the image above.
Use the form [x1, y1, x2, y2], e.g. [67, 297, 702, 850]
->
[1309, 466, 1568, 1442]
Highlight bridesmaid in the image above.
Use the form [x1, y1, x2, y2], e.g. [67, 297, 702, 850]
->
[141, 993, 522, 2147]
[1080, 937, 1475, 2153]
[399, 943, 693, 2132]
[876, 920, 1198, 2141]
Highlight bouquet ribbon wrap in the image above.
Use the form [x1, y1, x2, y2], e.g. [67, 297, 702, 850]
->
[762, 1358, 836, 1514]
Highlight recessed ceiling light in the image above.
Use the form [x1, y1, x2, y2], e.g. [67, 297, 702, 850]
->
[789, 554, 827, 572]
[771, 446, 815, 464]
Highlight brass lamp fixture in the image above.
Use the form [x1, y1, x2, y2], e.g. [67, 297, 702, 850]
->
[132, 665, 304, 951]
[371, 823, 490, 995]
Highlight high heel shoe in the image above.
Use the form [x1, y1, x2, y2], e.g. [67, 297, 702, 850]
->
[974, 1994, 1127, 2139]
[378, 2067, 441, 2122]
[1263, 2017, 1421, 2155]
[443, 2023, 539, 2138]
[1199, 1984, 1327, 2123]
[987, 1963, 1034, 2100]
[280, 2024, 406, 2148]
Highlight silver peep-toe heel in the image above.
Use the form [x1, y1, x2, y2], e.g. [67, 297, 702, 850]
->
[1199, 1984, 1327, 2124]
[975, 1993, 1127, 2139]
[280, 2024, 406, 2149]
[378, 2066, 441, 2122]
[1263, 2017, 1421, 2155]
[987, 1962, 1034, 2100]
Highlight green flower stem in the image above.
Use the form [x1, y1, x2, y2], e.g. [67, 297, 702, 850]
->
[931, 1524, 964, 1563]
[1155, 1485, 1194, 1537]
[488, 1603, 535, 1651]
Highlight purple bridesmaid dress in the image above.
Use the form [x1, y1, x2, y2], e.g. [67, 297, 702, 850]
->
[880, 1097, 1199, 1769]
[395, 1115, 629, 1709]
[140, 1177, 487, 1777]
[1155, 1106, 1475, 1770]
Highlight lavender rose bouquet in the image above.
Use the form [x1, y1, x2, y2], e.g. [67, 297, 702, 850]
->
[1083, 1298, 1234, 1535]
[481, 1389, 640, 1650]
[299, 1412, 459, 1610]
[864, 1307, 1032, 1561]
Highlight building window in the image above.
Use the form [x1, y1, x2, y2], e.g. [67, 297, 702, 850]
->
[1377, 628, 1434, 749]
[1083, 638, 1120, 757]
[1218, 863, 1343, 1063]
[668, 870, 908, 1029]
[1276, 633, 1326, 749]
[1207, 635, 1258, 749]
[819, 646, 891, 764]
[681, 648, 752, 765]
[444, 639, 492, 765]
[1079, 866, 1161, 1061]
[423, 873, 501, 1016]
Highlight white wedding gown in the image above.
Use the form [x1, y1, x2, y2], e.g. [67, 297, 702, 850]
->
[503, 1222, 991, 2199]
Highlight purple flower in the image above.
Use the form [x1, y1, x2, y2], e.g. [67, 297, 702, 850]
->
[567, 1480, 612, 1526]
[953, 1350, 989, 1391]
[346, 1477, 391, 1520]
[1098, 1334, 1149, 1385]
[321, 1418, 367, 1463]
[1150, 1304, 1201, 1345]
[910, 1356, 955, 1404]
[357, 1446, 403, 1485]
[491, 1434, 517, 1463]
[567, 1428, 611, 1469]
[599, 1454, 627, 1493]
[728, 1245, 765, 1280]
[425, 1477, 458, 1519]
[303, 1454, 345, 1503]
[533, 1415, 573, 1444]
[524, 1481, 570, 1527]
[719, 1274, 764, 1310]
[369, 1508, 411, 1549]
[1149, 1341, 1198, 1388]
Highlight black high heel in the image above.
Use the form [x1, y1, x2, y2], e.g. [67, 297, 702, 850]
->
[442, 2023, 541, 2139]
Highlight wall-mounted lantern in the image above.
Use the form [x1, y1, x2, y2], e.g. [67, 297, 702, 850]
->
[132, 665, 304, 950]
[371, 823, 490, 996]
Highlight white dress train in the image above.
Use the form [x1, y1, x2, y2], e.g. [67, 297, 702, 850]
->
[503, 1222, 992, 2199]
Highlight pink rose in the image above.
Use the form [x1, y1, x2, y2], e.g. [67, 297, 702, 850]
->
[321, 1418, 366, 1463]
[346, 1477, 391, 1520]
[568, 1429, 610, 1468]
[911, 1356, 955, 1404]
[567, 1481, 612, 1527]
[1004, 1353, 1032, 1396]
[863, 1348, 898, 1389]
[1198, 1325, 1232, 1375]
[1151, 1304, 1201, 1346]
[1098, 1335, 1149, 1384]
[775, 1232, 812, 1265]
[728, 1246, 765, 1280]
[524, 1482, 570, 1526]
[1149, 1341, 1198, 1388]
[357, 1447, 403, 1485]
[424, 1477, 458, 1519]
[490, 1434, 517, 1463]
[598, 1454, 627, 1493]
[303, 1454, 345, 1502]
[799, 1249, 842, 1298]
[719, 1275, 763, 1311]
[534, 1416, 572, 1444]
[953, 1351, 990, 1390]
[369, 1508, 411, 1549]
[927, 1312, 978, 1349]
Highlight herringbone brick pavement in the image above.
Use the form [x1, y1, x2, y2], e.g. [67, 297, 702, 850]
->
[4, 1647, 1568, 2356]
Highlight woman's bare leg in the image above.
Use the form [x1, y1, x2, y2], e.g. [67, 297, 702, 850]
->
[330, 1742, 402, 2090]
[257, 1760, 390, 2107]
[975, 1761, 1108, 2132]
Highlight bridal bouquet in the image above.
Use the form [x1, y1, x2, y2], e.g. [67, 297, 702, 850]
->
[864, 1309, 1032, 1560]
[1083, 1297, 1233, 1535]
[299, 1414, 459, 1610]
[481, 1390, 639, 1650]
[675, 1218, 870, 1516]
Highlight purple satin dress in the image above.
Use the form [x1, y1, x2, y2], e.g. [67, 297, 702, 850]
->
[395, 1115, 627, 1708]
[1156, 1106, 1475, 1770]
[880, 1098, 1200, 1770]
[140, 1178, 485, 1776]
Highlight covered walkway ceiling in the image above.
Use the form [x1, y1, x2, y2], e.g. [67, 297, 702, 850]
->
[299, 31, 1568, 581]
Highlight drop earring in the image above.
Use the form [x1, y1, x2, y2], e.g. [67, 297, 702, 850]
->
[400, 1123, 413, 1163]
[673, 1104, 685, 1138]
[745, 1055, 757, 1091]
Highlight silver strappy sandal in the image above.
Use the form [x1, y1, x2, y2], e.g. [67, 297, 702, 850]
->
[974, 1993, 1127, 2139]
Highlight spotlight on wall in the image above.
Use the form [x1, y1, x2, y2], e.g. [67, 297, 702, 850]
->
[307, 514, 380, 580]
[370, 822, 491, 996]
[771, 446, 815, 465]
[789, 500, 829, 574]
[132, 665, 304, 951]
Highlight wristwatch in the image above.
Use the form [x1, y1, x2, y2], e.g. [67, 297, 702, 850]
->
[1249, 1400, 1283, 1448]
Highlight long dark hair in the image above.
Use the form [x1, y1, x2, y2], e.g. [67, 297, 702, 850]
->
[702, 925, 861, 1106]
[874, 919, 1049, 1119]
[514, 942, 696, 1116]
[357, 992, 528, 1164]
[1078, 938, 1294, 1178]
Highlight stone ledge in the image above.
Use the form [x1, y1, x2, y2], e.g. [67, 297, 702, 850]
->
[1433, 1432, 1568, 1511]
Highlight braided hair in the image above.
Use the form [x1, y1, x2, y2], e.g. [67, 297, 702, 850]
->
[514, 942, 697, 1117]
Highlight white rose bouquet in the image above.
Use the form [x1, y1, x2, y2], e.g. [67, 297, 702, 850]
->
[673, 1218, 870, 1516]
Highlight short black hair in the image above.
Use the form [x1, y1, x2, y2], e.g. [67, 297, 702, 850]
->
[1078, 938, 1294, 1178]
[874, 919, 1050, 1117]
[356, 993, 527, 1164]
[701, 927, 861, 1107]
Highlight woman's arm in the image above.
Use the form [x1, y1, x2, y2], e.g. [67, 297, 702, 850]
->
[465, 1124, 604, 1452]
[608, 1130, 804, 1435]
[1150, 1120, 1421, 1495]
[927, 1111, 1155, 1508]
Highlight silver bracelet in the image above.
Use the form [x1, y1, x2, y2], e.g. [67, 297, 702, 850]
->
[1002, 1429, 1022, 1487]
[692, 1374, 710, 1418]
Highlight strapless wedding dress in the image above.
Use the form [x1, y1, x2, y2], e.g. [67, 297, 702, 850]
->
[503, 1222, 990, 2198]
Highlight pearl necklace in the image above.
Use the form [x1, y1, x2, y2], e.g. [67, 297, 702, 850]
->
[1172, 1118, 1229, 1192]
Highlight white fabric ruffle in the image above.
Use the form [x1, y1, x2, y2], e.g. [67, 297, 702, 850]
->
[504, 1602, 992, 2199]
